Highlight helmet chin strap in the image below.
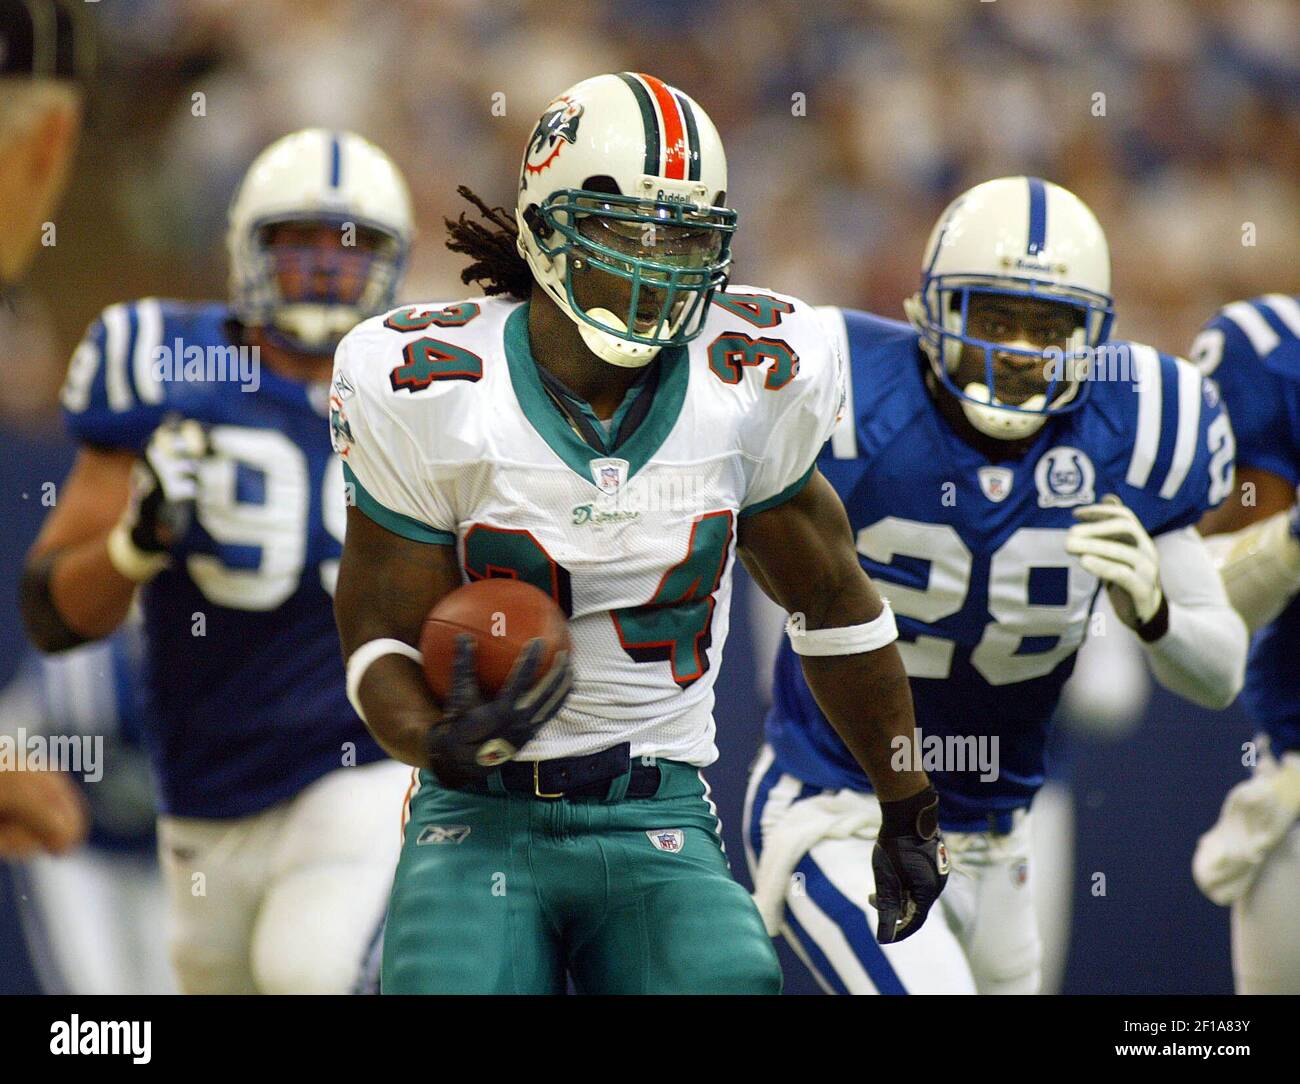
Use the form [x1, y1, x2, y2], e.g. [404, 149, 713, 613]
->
[266, 303, 357, 355]
[958, 382, 1049, 440]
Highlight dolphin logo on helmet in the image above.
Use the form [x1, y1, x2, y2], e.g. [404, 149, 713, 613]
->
[525, 99, 585, 176]
[515, 73, 737, 369]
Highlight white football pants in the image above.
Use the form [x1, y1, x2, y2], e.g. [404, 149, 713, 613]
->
[1193, 742, 1300, 994]
[744, 745, 1041, 994]
[1230, 820, 1300, 993]
[18, 845, 174, 994]
[157, 758, 410, 994]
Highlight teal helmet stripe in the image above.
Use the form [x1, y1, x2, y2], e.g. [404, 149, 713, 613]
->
[617, 72, 660, 176]
[674, 91, 701, 182]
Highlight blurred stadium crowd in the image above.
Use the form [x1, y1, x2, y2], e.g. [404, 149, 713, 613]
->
[2, 0, 1296, 434]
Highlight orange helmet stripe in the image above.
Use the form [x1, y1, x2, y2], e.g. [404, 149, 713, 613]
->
[636, 72, 687, 181]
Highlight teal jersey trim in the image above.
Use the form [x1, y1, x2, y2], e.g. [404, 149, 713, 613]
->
[503, 303, 688, 483]
[739, 461, 817, 518]
[343, 462, 455, 545]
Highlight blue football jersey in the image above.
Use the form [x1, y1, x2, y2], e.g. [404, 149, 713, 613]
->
[61, 298, 384, 818]
[767, 308, 1235, 830]
[1192, 294, 1300, 754]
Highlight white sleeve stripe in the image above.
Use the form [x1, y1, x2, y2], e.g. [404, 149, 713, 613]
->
[102, 304, 133, 412]
[1221, 300, 1280, 358]
[1261, 294, 1300, 339]
[821, 306, 857, 460]
[1159, 360, 1203, 499]
[60, 340, 98, 412]
[1126, 343, 1163, 489]
[131, 298, 165, 405]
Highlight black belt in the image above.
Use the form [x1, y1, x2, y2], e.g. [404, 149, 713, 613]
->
[464, 742, 661, 800]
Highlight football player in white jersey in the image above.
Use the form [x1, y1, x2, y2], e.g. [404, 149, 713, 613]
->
[332, 72, 947, 994]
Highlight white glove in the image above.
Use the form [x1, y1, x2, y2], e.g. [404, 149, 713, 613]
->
[107, 418, 208, 583]
[1065, 495, 1163, 630]
[1193, 748, 1300, 906]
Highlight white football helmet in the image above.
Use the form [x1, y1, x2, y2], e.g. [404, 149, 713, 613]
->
[515, 73, 736, 368]
[227, 129, 414, 355]
[904, 176, 1115, 440]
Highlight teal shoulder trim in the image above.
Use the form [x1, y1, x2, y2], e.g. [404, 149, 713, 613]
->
[739, 462, 816, 518]
[342, 463, 455, 545]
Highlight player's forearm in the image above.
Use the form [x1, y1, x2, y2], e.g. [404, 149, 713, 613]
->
[1141, 528, 1248, 709]
[801, 640, 925, 801]
[335, 597, 446, 768]
[796, 566, 928, 801]
[19, 541, 136, 651]
[351, 653, 445, 768]
[1141, 598, 1247, 710]
[333, 516, 453, 769]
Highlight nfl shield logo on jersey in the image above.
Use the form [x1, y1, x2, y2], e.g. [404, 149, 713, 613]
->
[977, 466, 1014, 502]
[591, 457, 629, 495]
[1034, 446, 1096, 508]
[646, 829, 685, 853]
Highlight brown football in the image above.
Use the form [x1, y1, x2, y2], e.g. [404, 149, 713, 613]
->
[419, 578, 571, 704]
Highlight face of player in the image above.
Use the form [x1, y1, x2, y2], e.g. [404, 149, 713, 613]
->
[951, 292, 1085, 406]
[259, 221, 397, 308]
[570, 209, 723, 338]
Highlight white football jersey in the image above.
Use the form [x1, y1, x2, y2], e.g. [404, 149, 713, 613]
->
[331, 288, 844, 765]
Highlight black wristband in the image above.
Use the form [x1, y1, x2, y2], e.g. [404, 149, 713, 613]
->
[18, 552, 92, 653]
[880, 784, 940, 840]
[1136, 593, 1170, 643]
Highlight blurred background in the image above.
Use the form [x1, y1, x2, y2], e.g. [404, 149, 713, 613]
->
[2, 0, 1297, 993]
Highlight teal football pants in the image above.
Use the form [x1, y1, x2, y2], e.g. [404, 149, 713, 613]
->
[382, 760, 781, 994]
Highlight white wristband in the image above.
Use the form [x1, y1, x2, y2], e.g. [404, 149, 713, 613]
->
[346, 637, 424, 722]
[106, 522, 169, 584]
[786, 600, 898, 656]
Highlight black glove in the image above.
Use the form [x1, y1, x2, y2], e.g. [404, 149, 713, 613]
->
[426, 635, 572, 789]
[870, 785, 949, 944]
[108, 418, 209, 584]
[128, 417, 208, 553]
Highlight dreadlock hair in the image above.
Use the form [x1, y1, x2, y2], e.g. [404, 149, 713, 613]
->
[444, 185, 534, 300]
